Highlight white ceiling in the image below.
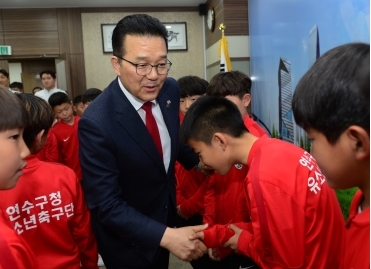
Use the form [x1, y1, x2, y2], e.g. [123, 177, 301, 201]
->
[0, 0, 204, 8]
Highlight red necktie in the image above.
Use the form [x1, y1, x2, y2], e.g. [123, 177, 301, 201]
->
[142, 102, 163, 158]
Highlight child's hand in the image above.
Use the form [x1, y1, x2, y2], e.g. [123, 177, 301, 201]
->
[223, 224, 242, 251]
[177, 205, 188, 220]
[208, 248, 221, 261]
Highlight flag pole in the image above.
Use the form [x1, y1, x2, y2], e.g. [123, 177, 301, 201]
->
[218, 23, 232, 72]
[219, 23, 226, 33]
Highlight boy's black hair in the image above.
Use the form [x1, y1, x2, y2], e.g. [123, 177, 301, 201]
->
[81, 88, 102, 104]
[177, 76, 208, 98]
[48, 92, 71, 109]
[207, 71, 252, 99]
[40, 70, 56, 79]
[292, 43, 370, 144]
[0, 87, 28, 132]
[32, 86, 42, 94]
[180, 95, 248, 145]
[112, 14, 168, 57]
[0, 69, 9, 79]
[73, 95, 82, 106]
[15, 94, 54, 149]
[9, 82, 23, 90]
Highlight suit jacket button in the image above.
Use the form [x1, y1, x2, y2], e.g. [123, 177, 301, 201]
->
[163, 206, 168, 211]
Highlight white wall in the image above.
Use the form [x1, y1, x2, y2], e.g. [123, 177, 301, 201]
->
[8, 62, 22, 84]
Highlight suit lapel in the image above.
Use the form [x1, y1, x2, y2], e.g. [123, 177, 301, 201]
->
[157, 90, 178, 174]
[112, 79, 165, 172]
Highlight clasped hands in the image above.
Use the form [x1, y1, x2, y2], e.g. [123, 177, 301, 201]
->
[162, 223, 243, 262]
[161, 224, 208, 262]
[188, 223, 243, 261]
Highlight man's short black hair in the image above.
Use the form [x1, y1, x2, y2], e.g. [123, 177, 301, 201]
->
[177, 76, 208, 98]
[112, 14, 168, 57]
[81, 88, 102, 104]
[292, 43, 370, 144]
[40, 70, 56, 79]
[180, 95, 248, 145]
[0, 69, 9, 79]
[48, 92, 71, 109]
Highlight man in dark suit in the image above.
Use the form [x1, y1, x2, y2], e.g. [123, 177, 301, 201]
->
[78, 14, 208, 269]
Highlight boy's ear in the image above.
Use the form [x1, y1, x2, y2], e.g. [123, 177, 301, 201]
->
[72, 106, 77, 112]
[242, 94, 251, 108]
[347, 126, 370, 161]
[35, 129, 46, 148]
[213, 132, 228, 151]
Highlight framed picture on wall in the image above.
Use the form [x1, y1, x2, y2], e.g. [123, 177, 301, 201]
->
[101, 24, 116, 53]
[163, 22, 188, 51]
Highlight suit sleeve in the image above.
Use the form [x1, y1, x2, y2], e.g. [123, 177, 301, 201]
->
[177, 143, 199, 170]
[78, 116, 167, 263]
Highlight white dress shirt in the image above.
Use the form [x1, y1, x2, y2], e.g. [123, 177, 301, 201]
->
[35, 87, 66, 102]
[118, 78, 171, 172]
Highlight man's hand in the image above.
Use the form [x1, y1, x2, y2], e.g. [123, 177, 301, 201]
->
[177, 205, 188, 220]
[208, 248, 221, 261]
[160, 224, 208, 262]
[222, 224, 242, 251]
[188, 229, 205, 241]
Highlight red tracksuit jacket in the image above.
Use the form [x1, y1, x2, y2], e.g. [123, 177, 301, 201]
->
[0, 212, 38, 269]
[0, 155, 98, 269]
[52, 116, 82, 180]
[175, 161, 209, 217]
[203, 136, 345, 268]
[176, 112, 209, 217]
[344, 190, 369, 269]
[203, 114, 267, 258]
[36, 130, 60, 163]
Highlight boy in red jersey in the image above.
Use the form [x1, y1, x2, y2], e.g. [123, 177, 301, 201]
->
[204, 71, 267, 268]
[0, 93, 98, 269]
[176, 76, 215, 269]
[292, 43, 369, 269]
[49, 92, 82, 180]
[181, 96, 345, 269]
[0, 87, 38, 269]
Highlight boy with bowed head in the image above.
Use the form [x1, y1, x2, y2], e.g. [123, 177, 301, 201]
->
[202, 71, 266, 268]
[292, 42, 369, 269]
[181, 95, 345, 268]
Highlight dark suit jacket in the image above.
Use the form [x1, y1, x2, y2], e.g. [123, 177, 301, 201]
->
[78, 77, 198, 268]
